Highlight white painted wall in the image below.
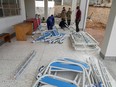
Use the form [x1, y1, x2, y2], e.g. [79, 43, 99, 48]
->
[0, 0, 26, 34]
[101, 0, 116, 57]
[25, 0, 35, 19]
[106, 18, 116, 56]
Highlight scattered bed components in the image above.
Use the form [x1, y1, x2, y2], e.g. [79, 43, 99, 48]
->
[34, 58, 92, 87]
[87, 57, 113, 87]
[33, 58, 114, 87]
[70, 31, 100, 51]
[14, 50, 36, 79]
[98, 60, 112, 87]
[32, 29, 66, 44]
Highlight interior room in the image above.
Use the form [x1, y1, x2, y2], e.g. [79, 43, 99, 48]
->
[0, 0, 116, 87]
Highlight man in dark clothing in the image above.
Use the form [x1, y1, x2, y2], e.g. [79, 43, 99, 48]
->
[59, 18, 68, 29]
[75, 6, 81, 32]
[46, 15, 55, 30]
[47, 16, 53, 30]
[50, 15, 55, 26]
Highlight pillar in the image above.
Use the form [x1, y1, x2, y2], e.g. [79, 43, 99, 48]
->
[61, 0, 64, 5]
[44, 0, 48, 20]
[80, 0, 89, 30]
[100, 0, 116, 60]
[71, 0, 77, 24]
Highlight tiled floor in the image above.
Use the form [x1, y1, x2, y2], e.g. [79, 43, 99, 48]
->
[0, 29, 116, 87]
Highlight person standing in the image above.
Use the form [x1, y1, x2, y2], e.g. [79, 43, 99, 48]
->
[61, 7, 67, 21]
[37, 14, 42, 30]
[75, 6, 81, 32]
[66, 8, 72, 26]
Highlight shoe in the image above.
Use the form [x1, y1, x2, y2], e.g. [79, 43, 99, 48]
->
[31, 36, 36, 40]
[32, 32, 36, 35]
[32, 40, 36, 43]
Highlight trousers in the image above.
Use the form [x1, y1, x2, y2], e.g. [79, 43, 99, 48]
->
[75, 19, 80, 32]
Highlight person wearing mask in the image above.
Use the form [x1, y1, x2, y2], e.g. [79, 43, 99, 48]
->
[66, 8, 72, 26]
[37, 14, 42, 30]
[75, 6, 81, 32]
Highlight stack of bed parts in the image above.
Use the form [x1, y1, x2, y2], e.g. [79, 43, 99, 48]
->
[32, 29, 66, 44]
[32, 58, 114, 87]
[70, 31, 99, 51]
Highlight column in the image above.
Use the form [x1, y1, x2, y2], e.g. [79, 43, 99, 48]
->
[80, 0, 89, 30]
[71, 0, 77, 24]
[61, 0, 64, 5]
[100, 0, 116, 60]
[44, 0, 48, 20]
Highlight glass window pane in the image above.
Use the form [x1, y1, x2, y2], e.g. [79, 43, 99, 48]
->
[3, 9, 10, 16]
[16, 0, 20, 7]
[9, 0, 17, 8]
[0, 0, 1, 7]
[16, 9, 20, 15]
[14, 0, 19, 8]
[11, 9, 16, 15]
[10, 4, 17, 8]
[36, 0, 43, 1]
[0, 9, 3, 17]
[3, 0, 9, 4]
[0, 0, 20, 17]
[3, 0, 9, 8]
[9, 0, 16, 4]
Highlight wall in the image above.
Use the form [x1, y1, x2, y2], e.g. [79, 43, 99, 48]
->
[101, 0, 116, 58]
[25, 0, 35, 19]
[0, 0, 26, 34]
[106, 18, 116, 56]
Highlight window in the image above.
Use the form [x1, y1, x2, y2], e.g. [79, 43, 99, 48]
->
[0, 0, 20, 18]
[0, 0, 1, 7]
[36, 0, 54, 1]
[36, 0, 43, 1]
[0, 9, 3, 17]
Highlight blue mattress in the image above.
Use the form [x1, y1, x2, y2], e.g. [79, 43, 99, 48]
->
[50, 62, 83, 72]
[40, 76, 77, 87]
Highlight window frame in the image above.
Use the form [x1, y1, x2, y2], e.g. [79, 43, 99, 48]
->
[0, 0, 20, 18]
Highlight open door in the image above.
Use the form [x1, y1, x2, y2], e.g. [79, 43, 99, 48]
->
[24, 0, 35, 19]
